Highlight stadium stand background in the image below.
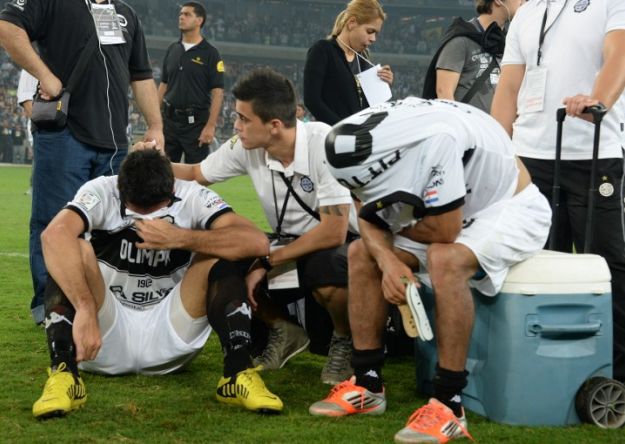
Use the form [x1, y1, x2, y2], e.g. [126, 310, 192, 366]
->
[0, 0, 474, 160]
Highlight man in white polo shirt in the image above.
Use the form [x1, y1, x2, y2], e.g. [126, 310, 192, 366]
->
[172, 68, 357, 385]
[491, 0, 625, 383]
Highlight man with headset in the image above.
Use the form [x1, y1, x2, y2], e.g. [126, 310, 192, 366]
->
[159, 1, 224, 164]
[0, 0, 163, 325]
[422, 0, 524, 113]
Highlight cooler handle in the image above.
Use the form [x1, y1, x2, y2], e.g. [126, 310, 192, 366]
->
[528, 321, 601, 336]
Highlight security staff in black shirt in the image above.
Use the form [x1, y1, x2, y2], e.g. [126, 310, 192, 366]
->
[158, 2, 225, 164]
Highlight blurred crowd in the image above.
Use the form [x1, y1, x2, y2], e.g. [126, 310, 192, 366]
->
[0, 0, 455, 161]
[133, 0, 455, 55]
[0, 50, 31, 164]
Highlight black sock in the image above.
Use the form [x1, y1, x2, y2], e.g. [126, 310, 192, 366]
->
[352, 348, 385, 393]
[44, 279, 79, 376]
[433, 363, 468, 417]
[206, 260, 253, 377]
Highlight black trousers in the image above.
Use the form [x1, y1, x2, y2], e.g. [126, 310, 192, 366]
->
[522, 156, 625, 381]
[163, 116, 209, 164]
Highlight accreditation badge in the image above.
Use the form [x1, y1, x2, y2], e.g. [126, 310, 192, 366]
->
[523, 67, 547, 113]
[91, 3, 126, 45]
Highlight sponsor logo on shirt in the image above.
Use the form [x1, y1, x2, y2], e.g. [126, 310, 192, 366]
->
[199, 188, 229, 210]
[217, 60, 225, 72]
[191, 57, 204, 65]
[110, 284, 173, 309]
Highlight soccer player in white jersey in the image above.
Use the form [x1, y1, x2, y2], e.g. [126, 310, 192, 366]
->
[33, 149, 283, 419]
[309, 97, 551, 443]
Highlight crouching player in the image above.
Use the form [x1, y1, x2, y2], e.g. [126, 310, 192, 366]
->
[33, 149, 282, 418]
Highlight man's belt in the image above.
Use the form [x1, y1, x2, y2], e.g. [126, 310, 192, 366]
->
[163, 103, 208, 122]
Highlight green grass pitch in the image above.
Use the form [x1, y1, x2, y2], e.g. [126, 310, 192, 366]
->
[0, 165, 622, 443]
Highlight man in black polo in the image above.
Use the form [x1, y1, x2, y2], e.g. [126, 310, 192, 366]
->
[0, 0, 163, 325]
[158, 1, 225, 164]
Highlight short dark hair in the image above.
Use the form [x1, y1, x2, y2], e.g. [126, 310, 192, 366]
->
[476, 0, 495, 15]
[232, 68, 297, 128]
[118, 149, 174, 209]
[183, 1, 206, 28]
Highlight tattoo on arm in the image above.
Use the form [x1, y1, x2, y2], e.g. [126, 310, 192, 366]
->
[319, 204, 348, 216]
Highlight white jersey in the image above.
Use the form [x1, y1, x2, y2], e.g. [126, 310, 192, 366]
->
[66, 176, 232, 311]
[325, 97, 518, 232]
[200, 120, 357, 236]
[502, 0, 625, 160]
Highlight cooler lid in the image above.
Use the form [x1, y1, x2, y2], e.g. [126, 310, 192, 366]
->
[501, 250, 611, 295]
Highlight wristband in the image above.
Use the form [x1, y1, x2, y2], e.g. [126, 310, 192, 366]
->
[259, 255, 273, 271]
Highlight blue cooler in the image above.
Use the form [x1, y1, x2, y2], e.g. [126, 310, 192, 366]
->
[415, 250, 613, 426]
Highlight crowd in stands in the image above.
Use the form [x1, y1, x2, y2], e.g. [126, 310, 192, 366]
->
[0, 0, 448, 160]
[134, 0, 459, 55]
[0, 51, 30, 164]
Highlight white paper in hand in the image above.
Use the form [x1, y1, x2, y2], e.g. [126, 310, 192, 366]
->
[406, 283, 433, 341]
[356, 64, 392, 106]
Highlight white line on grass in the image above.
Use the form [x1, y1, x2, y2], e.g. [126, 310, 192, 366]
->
[0, 252, 28, 259]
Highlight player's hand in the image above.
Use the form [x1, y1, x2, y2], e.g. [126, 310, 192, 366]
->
[378, 253, 418, 305]
[377, 65, 394, 85]
[562, 94, 601, 123]
[73, 308, 101, 362]
[135, 219, 182, 250]
[198, 124, 216, 146]
[143, 127, 165, 152]
[38, 73, 63, 100]
[245, 264, 267, 310]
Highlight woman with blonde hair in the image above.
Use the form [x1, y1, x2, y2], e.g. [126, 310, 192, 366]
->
[304, 0, 394, 125]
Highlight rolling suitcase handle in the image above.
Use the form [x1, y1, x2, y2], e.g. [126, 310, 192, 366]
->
[551, 104, 608, 253]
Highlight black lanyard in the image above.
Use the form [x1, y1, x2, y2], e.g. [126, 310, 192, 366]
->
[537, 0, 568, 66]
[271, 171, 292, 237]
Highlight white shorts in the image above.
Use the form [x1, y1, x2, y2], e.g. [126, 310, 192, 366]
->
[394, 184, 552, 296]
[79, 284, 212, 375]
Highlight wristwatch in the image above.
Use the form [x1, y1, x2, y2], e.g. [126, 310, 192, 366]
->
[258, 255, 273, 271]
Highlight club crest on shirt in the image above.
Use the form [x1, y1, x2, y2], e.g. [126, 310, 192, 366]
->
[300, 176, 314, 193]
[574, 0, 590, 13]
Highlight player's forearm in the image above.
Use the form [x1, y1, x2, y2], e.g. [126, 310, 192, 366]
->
[132, 79, 163, 131]
[181, 225, 269, 260]
[171, 162, 207, 184]
[399, 210, 462, 244]
[592, 30, 625, 110]
[358, 217, 397, 271]
[269, 222, 346, 266]
[206, 88, 224, 129]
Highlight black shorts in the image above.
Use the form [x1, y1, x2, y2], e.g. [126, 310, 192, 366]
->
[296, 244, 349, 289]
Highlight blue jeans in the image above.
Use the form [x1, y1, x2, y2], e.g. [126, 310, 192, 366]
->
[30, 128, 126, 316]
